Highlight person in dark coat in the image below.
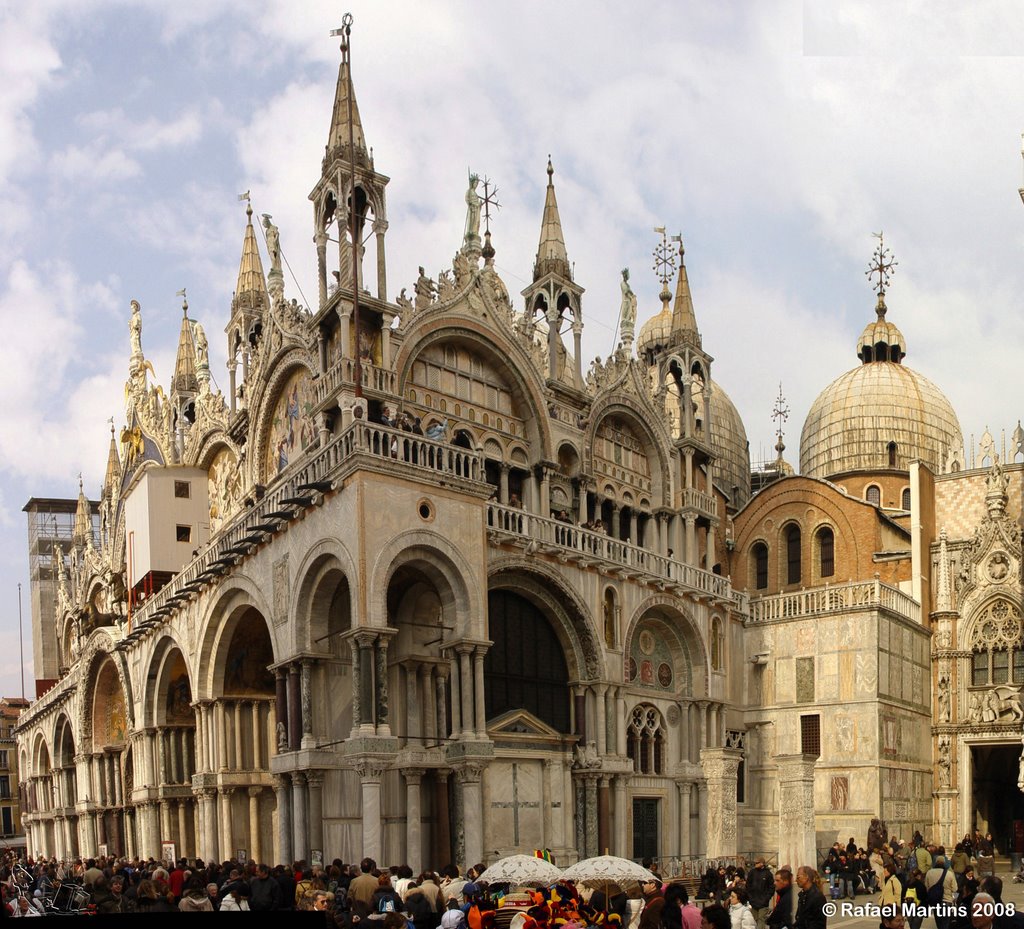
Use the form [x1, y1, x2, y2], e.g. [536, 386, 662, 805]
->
[747, 859, 775, 929]
[250, 864, 282, 911]
[794, 868, 826, 929]
[766, 869, 794, 929]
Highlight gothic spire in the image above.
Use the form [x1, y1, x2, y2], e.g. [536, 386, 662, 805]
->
[233, 201, 269, 314]
[325, 34, 369, 169]
[171, 298, 199, 397]
[73, 476, 91, 550]
[103, 423, 121, 497]
[670, 239, 701, 347]
[533, 157, 571, 281]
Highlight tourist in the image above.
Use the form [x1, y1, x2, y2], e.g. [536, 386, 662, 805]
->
[250, 863, 282, 911]
[793, 867, 826, 929]
[702, 903, 733, 929]
[373, 873, 404, 913]
[349, 858, 381, 908]
[179, 875, 214, 912]
[951, 845, 970, 892]
[879, 863, 902, 909]
[903, 870, 927, 929]
[728, 887, 757, 929]
[747, 858, 774, 929]
[766, 868, 794, 929]
[971, 893, 997, 929]
[925, 855, 956, 929]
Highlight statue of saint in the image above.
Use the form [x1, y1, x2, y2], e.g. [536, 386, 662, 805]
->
[262, 214, 282, 274]
[194, 323, 209, 369]
[464, 173, 482, 244]
[129, 300, 143, 356]
[619, 268, 637, 328]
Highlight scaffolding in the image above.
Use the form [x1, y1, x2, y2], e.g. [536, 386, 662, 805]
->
[22, 498, 99, 687]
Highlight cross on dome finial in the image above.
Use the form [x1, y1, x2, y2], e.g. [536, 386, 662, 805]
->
[652, 226, 681, 306]
[772, 382, 790, 457]
[865, 231, 898, 317]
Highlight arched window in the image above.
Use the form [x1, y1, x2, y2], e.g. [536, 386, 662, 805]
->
[970, 599, 1024, 687]
[785, 524, 801, 584]
[752, 542, 769, 590]
[626, 704, 666, 775]
[485, 590, 571, 732]
[902, 487, 911, 510]
[866, 485, 881, 506]
[711, 616, 724, 671]
[603, 588, 617, 648]
[817, 527, 835, 578]
[888, 442, 898, 467]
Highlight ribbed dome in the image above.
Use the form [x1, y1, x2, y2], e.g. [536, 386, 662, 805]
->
[710, 380, 751, 508]
[800, 362, 962, 478]
[636, 307, 673, 358]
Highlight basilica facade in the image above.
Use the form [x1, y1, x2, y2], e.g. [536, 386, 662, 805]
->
[14, 37, 1024, 871]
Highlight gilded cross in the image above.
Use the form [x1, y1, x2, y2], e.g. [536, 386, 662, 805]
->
[865, 231, 898, 296]
[772, 382, 789, 447]
[481, 176, 501, 235]
[652, 226, 681, 289]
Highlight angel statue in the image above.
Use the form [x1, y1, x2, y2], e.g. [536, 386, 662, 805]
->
[620, 268, 637, 330]
[129, 300, 143, 356]
[464, 172, 482, 246]
[262, 214, 282, 274]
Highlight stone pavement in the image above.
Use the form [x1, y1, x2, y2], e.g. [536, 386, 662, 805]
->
[825, 868, 1024, 929]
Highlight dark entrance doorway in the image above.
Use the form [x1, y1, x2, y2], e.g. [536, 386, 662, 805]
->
[972, 743, 1024, 853]
[632, 798, 659, 860]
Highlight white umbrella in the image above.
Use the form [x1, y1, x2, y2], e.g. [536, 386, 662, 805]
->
[560, 855, 659, 890]
[477, 854, 563, 887]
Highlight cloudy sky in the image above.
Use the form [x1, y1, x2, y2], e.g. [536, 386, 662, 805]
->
[1, 0, 1023, 699]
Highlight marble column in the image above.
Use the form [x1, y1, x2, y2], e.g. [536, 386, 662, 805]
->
[700, 746, 741, 857]
[598, 777, 610, 855]
[457, 765, 484, 869]
[349, 640, 362, 737]
[677, 780, 692, 857]
[595, 684, 608, 756]
[248, 787, 263, 865]
[473, 647, 487, 738]
[220, 787, 235, 862]
[159, 800, 171, 850]
[359, 765, 383, 863]
[616, 687, 627, 756]
[275, 670, 288, 751]
[251, 702, 263, 770]
[585, 776, 599, 857]
[436, 669, 449, 740]
[614, 777, 627, 857]
[404, 769, 424, 874]
[375, 637, 391, 736]
[421, 666, 436, 744]
[435, 771, 452, 868]
[458, 649, 473, 738]
[192, 795, 201, 861]
[169, 728, 180, 784]
[288, 665, 301, 751]
[217, 703, 229, 771]
[775, 753, 817, 873]
[201, 792, 217, 864]
[697, 781, 708, 856]
[358, 634, 375, 729]
[273, 776, 292, 867]
[177, 799, 189, 857]
[292, 772, 308, 863]
[234, 702, 244, 769]
[307, 772, 324, 861]
[301, 660, 314, 748]
[448, 651, 462, 736]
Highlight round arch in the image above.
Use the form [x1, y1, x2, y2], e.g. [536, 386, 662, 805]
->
[142, 633, 196, 728]
[487, 557, 604, 681]
[293, 537, 358, 654]
[77, 633, 134, 752]
[585, 397, 672, 506]
[370, 529, 481, 640]
[624, 595, 709, 697]
[395, 322, 553, 460]
[32, 731, 52, 778]
[249, 351, 317, 485]
[195, 577, 276, 700]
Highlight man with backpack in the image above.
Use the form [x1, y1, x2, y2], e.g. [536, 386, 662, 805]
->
[924, 855, 956, 929]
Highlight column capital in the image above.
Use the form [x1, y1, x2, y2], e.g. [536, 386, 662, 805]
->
[402, 768, 426, 784]
[305, 771, 324, 790]
[247, 786, 264, 799]
[291, 772, 306, 788]
[271, 774, 291, 792]
[455, 762, 485, 784]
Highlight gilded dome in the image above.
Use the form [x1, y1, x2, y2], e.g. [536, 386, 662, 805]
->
[710, 380, 751, 508]
[800, 362, 962, 478]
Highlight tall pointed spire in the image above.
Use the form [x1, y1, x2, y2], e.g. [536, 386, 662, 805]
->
[936, 527, 952, 612]
[103, 423, 121, 497]
[234, 202, 269, 313]
[171, 298, 199, 397]
[325, 33, 369, 168]
[670, 239, 701, 347]
[73, 476, 91, 550]
[533, 157, 571, 281]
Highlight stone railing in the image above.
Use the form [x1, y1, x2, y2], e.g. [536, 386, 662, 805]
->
[681, 487, 718, 518]
[487, 503, 742, 605]
[748, 579, 920, 625]
[314, 358, 397, 405]
[128, 423, 485, 633]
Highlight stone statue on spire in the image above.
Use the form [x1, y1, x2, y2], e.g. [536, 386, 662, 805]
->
[463, 172, 482, 257]
[262, 214, 282, 275]
[619, 268, 637, 345]
[129, 299, 143, 358]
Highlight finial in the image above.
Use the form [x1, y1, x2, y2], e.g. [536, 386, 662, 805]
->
[108, 416, 115, 436]
[865, 231, 898, 318]
[481, 176, 501, 237]
[652, 226, 680, 307]
[772, 382, 790, 461]
[330, 12, 353, 50]
[176, 288, 188, 315]
[238, 190, 252, 221]
[547, 155, 554, 183]
[78, 472, 83, 491]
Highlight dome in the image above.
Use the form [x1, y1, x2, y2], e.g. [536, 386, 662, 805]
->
[710, 380, 751, 508]
[800, 362, 963, 478]
[636, 307, 672, 358]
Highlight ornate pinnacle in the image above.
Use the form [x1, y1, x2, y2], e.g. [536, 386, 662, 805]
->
[772, 382, 790, 458]
[865, 231, 898, 316]
[652, 226, 681, 306]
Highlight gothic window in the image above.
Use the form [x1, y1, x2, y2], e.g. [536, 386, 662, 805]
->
[866, 485, 881, 506]
[752, 542, 768, 590]
[603, 588, 617, 648]
[970, 599, 1024, 687]
[817, 527, 835, 578]
[785, 524, 801, 585]
[711, 616, 724, 671]
[902, 487, 911, 510]
[626, 704, 666, 775]
[485, 590, 571, 733]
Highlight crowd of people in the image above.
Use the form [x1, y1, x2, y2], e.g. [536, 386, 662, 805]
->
[0, 835, 1020, 927]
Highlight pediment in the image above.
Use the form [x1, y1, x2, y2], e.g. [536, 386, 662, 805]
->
[488, 708, 562, 739]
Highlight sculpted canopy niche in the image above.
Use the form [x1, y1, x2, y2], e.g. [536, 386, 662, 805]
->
[264, 367, 316, 479]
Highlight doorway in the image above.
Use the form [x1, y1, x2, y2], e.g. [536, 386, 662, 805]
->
[632, 798, 659, 860]
[972, 743, 1024, 854]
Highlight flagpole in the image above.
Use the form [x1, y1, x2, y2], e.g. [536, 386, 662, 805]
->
[17, 582, 25, 699]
